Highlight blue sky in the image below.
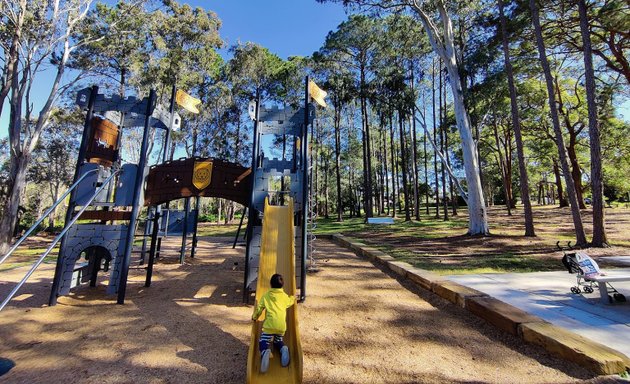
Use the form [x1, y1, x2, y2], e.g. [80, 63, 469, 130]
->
[199, 1, 348, 59]
[1, 1, 629, 137]
[0, 1, 349, 137]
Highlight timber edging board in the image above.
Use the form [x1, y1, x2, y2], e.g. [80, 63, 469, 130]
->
[329, 233, 630, 375]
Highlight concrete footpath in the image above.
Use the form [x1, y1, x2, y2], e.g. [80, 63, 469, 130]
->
[329, 234, 630, 376]
[447, 266, 630, 358]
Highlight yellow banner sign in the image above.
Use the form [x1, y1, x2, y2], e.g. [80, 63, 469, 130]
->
[308, 80, 327, 108]
[192, 160, 213, 190]
[176, 89, 201, 114]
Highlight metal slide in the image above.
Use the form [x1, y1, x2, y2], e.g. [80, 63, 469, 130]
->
[246, 198, 303, 384]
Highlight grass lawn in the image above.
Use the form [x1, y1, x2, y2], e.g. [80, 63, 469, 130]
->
[314, 205, 630, 275]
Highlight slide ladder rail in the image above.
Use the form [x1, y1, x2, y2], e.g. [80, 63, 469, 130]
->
[0, 169, 120, 312]
[0, 168, 99, 266]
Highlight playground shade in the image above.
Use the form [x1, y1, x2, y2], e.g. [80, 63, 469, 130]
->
[246, 199, 303, 384]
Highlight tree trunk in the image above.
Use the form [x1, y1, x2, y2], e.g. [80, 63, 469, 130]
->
[378, 126, 386, 214]
[0, 154, 29, 251]
[553, 160, 568, 207]
[432, 60, 440, 219]
[578, 0, 607, 246]
[498, 0, 535, 234]
[439, 66, 448, 221]
[399, 111, 411, 221]
[410, 67, 421, 220]
[531, 0, 586, 245]
[382, 121, 390, 216]
[566, 139, 586, 209]
[423, 114, 430, 216]
[360, 66, 373, 219]
[389, 115, 398, 218]
[492, 117, 512, 216]
[334, 105, 343, 222]
[0, 0, 26, 122]
[324, 149, 330, 219]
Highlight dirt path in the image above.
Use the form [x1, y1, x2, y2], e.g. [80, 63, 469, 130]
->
[0, 238, 610, 383]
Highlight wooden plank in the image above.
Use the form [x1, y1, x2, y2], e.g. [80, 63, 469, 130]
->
[79, 210, 132, 221]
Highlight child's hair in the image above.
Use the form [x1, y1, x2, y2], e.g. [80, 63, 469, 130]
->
[270, 274, 284, 288]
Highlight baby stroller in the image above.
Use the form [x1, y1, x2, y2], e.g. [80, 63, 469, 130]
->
[559, 242, 626, 303]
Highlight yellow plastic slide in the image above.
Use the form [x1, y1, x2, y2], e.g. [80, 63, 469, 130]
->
[246, 198, 303, 384]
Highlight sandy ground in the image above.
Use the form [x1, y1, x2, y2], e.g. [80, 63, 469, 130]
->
[0, 237, 622, 383]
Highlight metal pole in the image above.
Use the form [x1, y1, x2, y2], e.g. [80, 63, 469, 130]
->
[145, 209, 160, 287]
[300, 77, 309, 302]
[117, 89, 157, 305]
[243, 91, 260, 302]
[163, 83, 177, 163]
[233, 207, 247, 249]
[49, 85, 98, 306]
[179, 197, 190, 264]
[190, 196, 200, 258]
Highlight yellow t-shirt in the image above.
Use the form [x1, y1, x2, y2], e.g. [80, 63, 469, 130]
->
[252, 288, 296, 335]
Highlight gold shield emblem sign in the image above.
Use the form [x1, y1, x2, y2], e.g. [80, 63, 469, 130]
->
[193, 160, 213, 190]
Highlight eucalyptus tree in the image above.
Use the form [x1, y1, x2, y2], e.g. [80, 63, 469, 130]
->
[529, 0, 587, 246]
[318, 0, 488, 235]
[319, 15, 382, 219]
[0, 0, 102, 251]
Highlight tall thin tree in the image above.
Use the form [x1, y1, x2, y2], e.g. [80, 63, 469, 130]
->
[498, 0, 536, 236]
[578, 0, 608, 246]
[530, 0, 587, 245]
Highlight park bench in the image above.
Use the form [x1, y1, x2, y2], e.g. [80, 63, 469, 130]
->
[563, 251, 630, 304]
[586, 274, 630, 304]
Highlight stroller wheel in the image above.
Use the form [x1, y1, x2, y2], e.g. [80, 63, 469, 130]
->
[613, 293, 626, 302]
[571, 286, 581, 294]
[583, 286, 594, 294]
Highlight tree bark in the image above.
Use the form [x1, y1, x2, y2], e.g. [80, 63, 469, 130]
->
[0, 155, 29, 249]
[498, 0, 535, 235]
[578, 0, 608, 246]
[553, 159, 568, 207]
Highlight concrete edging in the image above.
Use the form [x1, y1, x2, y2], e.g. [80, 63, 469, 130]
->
[329, 233, 630, 375]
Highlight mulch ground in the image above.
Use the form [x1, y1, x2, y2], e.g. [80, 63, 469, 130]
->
[1, 237, 624, 383]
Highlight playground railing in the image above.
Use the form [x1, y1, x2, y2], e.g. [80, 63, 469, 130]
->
[0, 167, 99, 266]
[0, 169, 120, 312]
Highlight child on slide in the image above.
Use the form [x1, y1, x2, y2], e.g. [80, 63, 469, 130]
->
[252, 273, 295, 373]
